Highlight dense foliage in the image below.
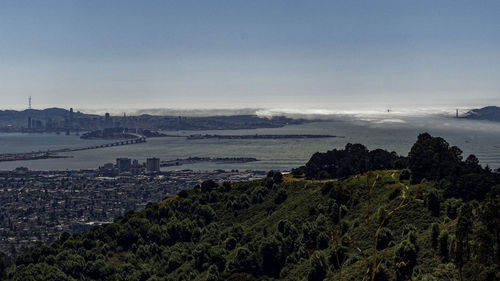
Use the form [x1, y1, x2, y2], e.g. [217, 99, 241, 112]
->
[408, 133, 498, 201]
[299, 133, 498, 202]
[2, 133, 500, 280]
[293, 143, 407, 179]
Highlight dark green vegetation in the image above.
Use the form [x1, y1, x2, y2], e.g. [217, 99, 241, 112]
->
[1, 133, 499, 280]
[293, 143, 407, 179]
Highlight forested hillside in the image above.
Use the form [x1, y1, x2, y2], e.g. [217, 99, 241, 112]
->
[1, 133, 499, 281]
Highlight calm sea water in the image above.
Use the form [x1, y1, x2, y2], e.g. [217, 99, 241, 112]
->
[1, 115, 499, 171]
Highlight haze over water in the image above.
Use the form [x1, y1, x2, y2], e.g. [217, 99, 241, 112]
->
[1, 112, 499, 171]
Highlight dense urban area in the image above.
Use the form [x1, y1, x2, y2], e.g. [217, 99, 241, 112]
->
[0, 108, 308, 133]
[0, 162, 265, 258]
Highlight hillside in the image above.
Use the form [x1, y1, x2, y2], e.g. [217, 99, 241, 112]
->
[463, 106, 500, 122]
[0, 108, 309, 132]
[1, 134, 499, 281]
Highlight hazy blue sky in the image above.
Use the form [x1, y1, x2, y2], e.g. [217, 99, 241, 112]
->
[1, 0, 499, 111]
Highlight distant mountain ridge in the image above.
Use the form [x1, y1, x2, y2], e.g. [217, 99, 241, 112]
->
[464, 106, 500, 122]
[0, 107, 97, 121]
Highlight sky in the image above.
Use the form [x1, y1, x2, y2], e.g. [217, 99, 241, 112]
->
[0, 0, 499, 112]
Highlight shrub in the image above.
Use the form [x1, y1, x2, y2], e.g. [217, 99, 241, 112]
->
[339, 204, 348, 219]
[264, 178, 274, 189]
[316, 232, 329, 250]
[201, 180, 218, 192]
[377, 228, 394, 250]
[431, 223, 440, 249]
[178, 190, 189, 198]
[221, 181, 232, 192]
[402, 224, 416, 236]
[307, 253, 327, 281]
[260, 238, 284, 277]
[394, 240, 417, 264]
[228, 247, 258, 273]
[273, 172, 284, 184]
[374, 262, 390, 281]
[206, 265, 219, 281]
[438, 230, 449, 260]
[225, 237, 237, 250]
[167, 252, 183, 272]
[394, 240, 417, 280]
[399, 170, 411, 181]
[321, 182, 334, 195]
[377, 207, 388, 226]
[425, 191, 440, 216]
[407, 230, 417, 246]
[291, 166, 305, 177]
[266, 170, 275, 178]
[274, 189, 287, 204]
[445, 198, 462, 219]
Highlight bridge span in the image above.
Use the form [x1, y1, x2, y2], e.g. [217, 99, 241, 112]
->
[0, 137, 147, 162]
[54, 137, 147, 153]
[69, 137, 147, 152]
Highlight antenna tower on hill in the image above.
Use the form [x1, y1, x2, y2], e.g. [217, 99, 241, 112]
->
[28, 97, 32, 109]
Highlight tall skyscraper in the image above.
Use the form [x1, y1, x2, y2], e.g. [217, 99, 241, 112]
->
[104, 113, 111, 128]
[146, 158, 160, 173]
[116, 158, 131, 172]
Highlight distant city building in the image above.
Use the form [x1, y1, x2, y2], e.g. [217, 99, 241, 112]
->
[146, 158, 160, 172]
[13, 167, 29, 174]
[116, 158, 131, 172]
[104, 113, 111, 128]
[102, 163, 114, 170]
[69, 108, 74, 127]
[47, 118, 53, 129]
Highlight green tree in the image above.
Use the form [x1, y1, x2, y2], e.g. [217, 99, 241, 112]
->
[274, 189, 287, 204]
[477, 185, 500, 263]
[206, 264, 219, 281]
[228, 247, 258, 274]
[438, 230, 449, 261]
[454, 203, 473, 280]
[425, 190, 440, 216]
[377, 228, 393, 250]
[445, 198, 462, 219]
[408, 133, 462, 184]
[260, 238, 284, 277]
[307, 253, 327, 281]
[431, 223, 440, 249]
[273, 172, 284, 184]
[0, 251, 6, 279]
[201, 179, 218, 192]
[394, 240, 417, 280]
